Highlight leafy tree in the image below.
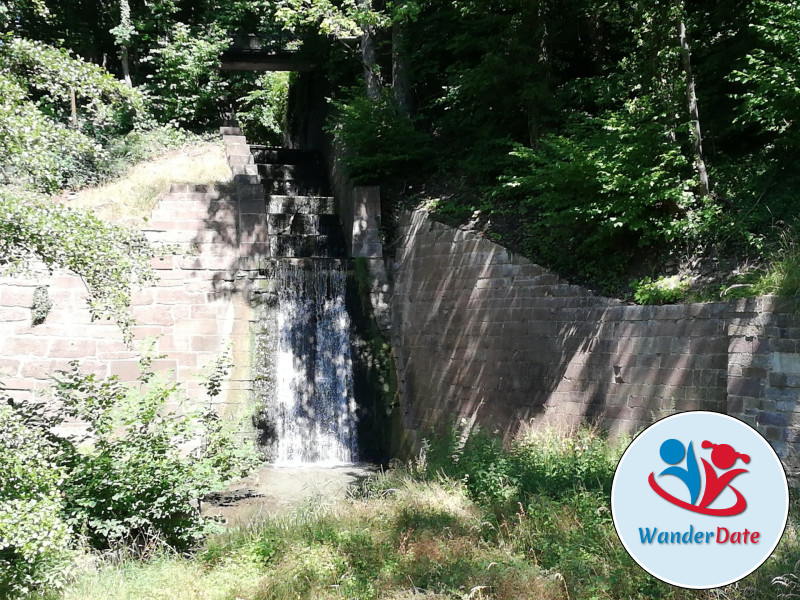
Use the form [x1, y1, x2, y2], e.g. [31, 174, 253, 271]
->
[141, 21, 229, 126]
[730, 0, 800, 147]
[53, 355, 256, 551]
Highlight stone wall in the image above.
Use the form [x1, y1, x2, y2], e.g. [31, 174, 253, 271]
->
[325, 137, 390, 329]
[0, 131, 267, 435]
[390, 210, 800, 470]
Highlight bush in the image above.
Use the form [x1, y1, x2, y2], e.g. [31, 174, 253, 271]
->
[0, 402, 72, 596]
[0, 350, 256, 596]
[420, 423, 625, 507]
[487, 104, 715, 288]
[509, 426, 623, 498]
[53, 353, 256, 551]
[326, 86, 434, 184]
[234, 72, 290, 145]
[632, 275, 692, 305]
[0, 37, 144, 192]
[142, 23, 229, 127]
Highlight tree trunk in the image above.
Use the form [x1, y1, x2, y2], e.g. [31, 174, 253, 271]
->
[121, 45, 131, 86]
[119, 0, 133, 86]
[358, 0, 381, 100]
[392, 20, 411, 116]
[679, 18, 710, 196]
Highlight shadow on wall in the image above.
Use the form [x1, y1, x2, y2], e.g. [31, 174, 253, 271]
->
[390, 210, 730, 443]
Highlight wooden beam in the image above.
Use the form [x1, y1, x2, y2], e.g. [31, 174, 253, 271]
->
[220, 59, 314, 72]
[219, 50, 314, 72]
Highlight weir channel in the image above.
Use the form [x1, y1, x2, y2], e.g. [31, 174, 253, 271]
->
[249, 146, 359, 465]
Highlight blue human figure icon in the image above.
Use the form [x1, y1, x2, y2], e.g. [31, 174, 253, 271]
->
[658, 438, 701, 505]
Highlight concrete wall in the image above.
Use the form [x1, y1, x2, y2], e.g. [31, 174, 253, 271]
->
[390, 210, 800, 471]
[0, 133, 267, 435]
[325, 136, 391, 330]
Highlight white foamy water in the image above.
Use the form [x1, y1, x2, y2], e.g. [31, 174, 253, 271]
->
[265, 260, 357, 465]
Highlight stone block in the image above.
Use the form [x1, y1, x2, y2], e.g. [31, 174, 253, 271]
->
[191, 335, 224, 352]
[133, 306, 175, 327]
[21, 359, 73, 379]
[49, 339, 98, 359]
[0, 306, 31, 322]
[2, 337, 50, 357]
[728, 377, 764, 398]
[771, 352, 800, 375]
[757, 411, 788, 428]
[1, 287, 35, 307]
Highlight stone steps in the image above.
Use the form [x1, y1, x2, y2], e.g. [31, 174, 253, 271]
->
[250, 146, 321, 165]
[257, 163, 323, 180]
[220, 126, 243, 136]
[266, 214, 340, 236]
[263, 178, 329, 196]
[150, 205, 236, 221]
[228, 154, 254, 167]
[267, 234, 346, 258]
[266, 195, 336, 215]
[236, 144, 343, 258]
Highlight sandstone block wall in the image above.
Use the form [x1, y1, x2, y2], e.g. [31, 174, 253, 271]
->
[0, 134, 267, 435]
[390, 210, 800, 470]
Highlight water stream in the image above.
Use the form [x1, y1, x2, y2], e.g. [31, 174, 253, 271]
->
[255, 259, 357, 465]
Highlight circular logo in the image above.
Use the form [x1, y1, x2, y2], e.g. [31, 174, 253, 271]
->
[611, 411, 789, 589]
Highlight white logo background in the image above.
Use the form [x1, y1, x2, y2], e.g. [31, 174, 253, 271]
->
[611, 411, 789, 589]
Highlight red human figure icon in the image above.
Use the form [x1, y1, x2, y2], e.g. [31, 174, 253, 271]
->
[698, 441, 750, 511]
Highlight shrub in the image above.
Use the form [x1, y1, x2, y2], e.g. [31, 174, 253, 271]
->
[509, 426, 623, 498]
[0, 401, 72, 596]
[420, 423, 625, 507]
[326, 86, 434, 184]
[0, 37, 144, 192]
[234, 72, 290, 145]
[488, 104, 714, 289]
[53, 353, 257, 551]
[142, 23, 229, 127]
[632, 275, 692, 304]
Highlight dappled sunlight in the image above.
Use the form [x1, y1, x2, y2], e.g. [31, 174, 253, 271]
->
[67, 142, 232, 225]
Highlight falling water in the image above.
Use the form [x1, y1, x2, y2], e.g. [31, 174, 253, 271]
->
[255, 259, 358, 465]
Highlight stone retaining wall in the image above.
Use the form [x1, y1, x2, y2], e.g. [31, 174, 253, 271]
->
[390, 210, 800, 471]
[0, 133, 267, 435]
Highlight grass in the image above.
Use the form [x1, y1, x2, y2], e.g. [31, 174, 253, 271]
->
[58, 550, 264, 600]
[60, 137, 231, 225]
[43, 427, 800, 600]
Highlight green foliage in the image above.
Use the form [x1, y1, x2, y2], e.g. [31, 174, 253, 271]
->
[52, 356, 257, 551]
[0, 402, 72, 597]
[306, 0, 800, 294]
[98, 123, 211, 181]
[274, 0, 382, 38]
[30, 284, 52, 325]
[52, 439, 800, 600]
[234, 72, 290, 145]
[0, 37, 144, 192]
[0, 351, 255, 597]
[489, 105, 706, 284]
[730, 1, 800, 142]
[421, 424, 624, 509]
[142, 23, 229, 127]
[632, 275, 692, 305]
[326, 86, 434, 184]
[721, 226, 800, 303]
[0, 188, 157, 341]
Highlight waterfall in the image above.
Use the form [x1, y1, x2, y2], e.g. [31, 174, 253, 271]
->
[255, 259, 358, 465]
